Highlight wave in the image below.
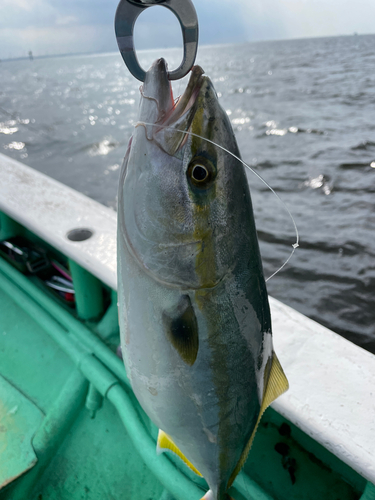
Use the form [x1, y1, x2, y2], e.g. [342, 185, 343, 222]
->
[338, 161, 373, 170]
[82, 137, 120, 157]
[259, 124, 325, 138]
[258, 230, 374, 258]
[351, 140, 375, 150]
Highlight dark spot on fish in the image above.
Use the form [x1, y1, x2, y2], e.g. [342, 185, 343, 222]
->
[162, 295, 199, 366]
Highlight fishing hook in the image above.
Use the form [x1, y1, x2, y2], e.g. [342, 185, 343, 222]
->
[114, 0, 199, 81]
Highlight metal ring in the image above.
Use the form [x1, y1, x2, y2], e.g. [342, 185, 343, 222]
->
[114, 0, 199, 81]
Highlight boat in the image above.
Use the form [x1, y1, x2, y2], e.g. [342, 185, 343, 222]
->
[0, 151, 374, 500]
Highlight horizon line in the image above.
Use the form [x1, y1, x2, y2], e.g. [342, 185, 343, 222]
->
[1, 31, 373, 63]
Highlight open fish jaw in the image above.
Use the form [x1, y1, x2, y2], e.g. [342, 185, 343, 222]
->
[137, 58, 205, 145]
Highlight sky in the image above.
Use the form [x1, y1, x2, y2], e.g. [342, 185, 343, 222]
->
[1, 0, 375, 60]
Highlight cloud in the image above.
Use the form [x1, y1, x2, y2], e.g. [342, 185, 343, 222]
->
[1, 0, 375, 59]
[0, 0, 118, 30]
[0, 0, 56, 29]
[0, 24, 116, 58]
[2, 0, 41, 12]
[133, 7, 183, 50]
[56, 15, 79, 26]
[239, 0, 375, 39]
[0, 0, 118, 57]
[195, 0, 249, 44]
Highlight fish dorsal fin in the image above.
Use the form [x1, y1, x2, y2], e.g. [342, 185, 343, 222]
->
[227, 351, 289, 487]
[157, 429, 202, 477]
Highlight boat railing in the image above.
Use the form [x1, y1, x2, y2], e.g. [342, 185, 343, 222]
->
[0, 152, 374, 499]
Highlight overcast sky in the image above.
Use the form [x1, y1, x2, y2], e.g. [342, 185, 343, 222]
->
[1, 0, 375, 60]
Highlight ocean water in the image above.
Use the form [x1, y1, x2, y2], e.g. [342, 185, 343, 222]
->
[1, 35, 374, 353]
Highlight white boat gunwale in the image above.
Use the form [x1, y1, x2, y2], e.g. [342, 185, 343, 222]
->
[0, 152, 374, 487]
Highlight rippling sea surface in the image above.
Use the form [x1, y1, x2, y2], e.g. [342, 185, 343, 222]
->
[1, 35, 374, 353]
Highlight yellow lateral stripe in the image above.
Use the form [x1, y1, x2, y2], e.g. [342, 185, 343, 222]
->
[227, 351, 289, 488]
[158, 430, 203, 477]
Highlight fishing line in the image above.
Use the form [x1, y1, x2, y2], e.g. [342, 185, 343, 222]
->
[137, 121, 299, 282]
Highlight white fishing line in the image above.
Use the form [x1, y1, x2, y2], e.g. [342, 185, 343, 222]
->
[137, 121, 299, 281]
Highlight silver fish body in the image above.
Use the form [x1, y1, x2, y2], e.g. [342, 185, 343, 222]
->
[117, 58, 288, 500]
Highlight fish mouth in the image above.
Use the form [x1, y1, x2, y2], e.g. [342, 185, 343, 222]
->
[139, 58, 206, 149]
[161, 63, 205, 127]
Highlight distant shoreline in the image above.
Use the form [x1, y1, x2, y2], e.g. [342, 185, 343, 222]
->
[1, 32, 373, 63]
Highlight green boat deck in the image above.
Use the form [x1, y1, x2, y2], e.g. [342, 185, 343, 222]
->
[0, 212, 373, 500]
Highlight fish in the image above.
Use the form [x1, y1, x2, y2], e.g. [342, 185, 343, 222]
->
[117, 58, 289, 500]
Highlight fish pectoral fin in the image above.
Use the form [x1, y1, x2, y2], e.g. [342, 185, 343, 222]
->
[228, 351, 289, 488]
[157, 429, 202, 477]
[162, 295, 199, 366]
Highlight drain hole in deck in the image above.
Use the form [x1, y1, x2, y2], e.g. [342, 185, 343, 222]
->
[67, 228, 93, 242]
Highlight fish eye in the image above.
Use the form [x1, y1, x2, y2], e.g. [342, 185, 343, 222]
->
[192, 165, 208, 182]
[187, 157, 216, 188]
